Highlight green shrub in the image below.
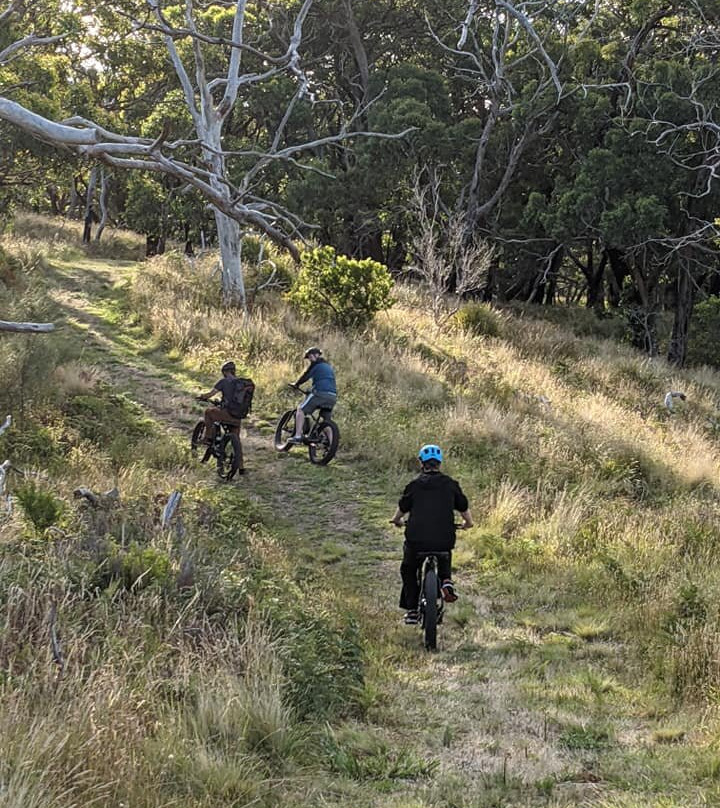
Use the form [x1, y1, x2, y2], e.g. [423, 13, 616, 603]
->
[688, 296, 720, 366]
[90, 541, 173, 592]
[0, 423, 62, 466]
[287, 246, 394, 328]
[15, 480, 64, 532]
[64, 387, 154, 445]
[454, 301, 503, 337]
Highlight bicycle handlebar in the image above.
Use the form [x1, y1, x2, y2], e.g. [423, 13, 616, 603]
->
[389, 520, 470, 529]
[287, 383, 309, 395]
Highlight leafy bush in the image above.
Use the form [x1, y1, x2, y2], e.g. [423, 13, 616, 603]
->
[287, 246, 394, 328]
[688, 296, 720, 366]
[454, 301, 503, 337]
[90, 541, 173, 592]
[15, 480, 64, 532]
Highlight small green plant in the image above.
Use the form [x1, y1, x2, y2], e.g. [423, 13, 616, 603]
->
[15, 480, 64, 532]
[559, 723, 612, 751]
[454, 301, 503, 337]
[287, 246, 394, 328]
[89, 541, 173, 592]
[322, 725, 437, 781]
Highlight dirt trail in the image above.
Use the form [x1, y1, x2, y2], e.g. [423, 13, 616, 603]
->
[49, 255, 706, 807]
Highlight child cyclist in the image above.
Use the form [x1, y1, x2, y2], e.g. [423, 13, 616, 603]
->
[390, 444, 473, 624]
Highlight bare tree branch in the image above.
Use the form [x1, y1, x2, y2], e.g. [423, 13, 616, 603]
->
[411, 168, 494, 324]
[495, 0, 562, 97]
[0, 319, 55, 332]
[0, 33, 66, 66]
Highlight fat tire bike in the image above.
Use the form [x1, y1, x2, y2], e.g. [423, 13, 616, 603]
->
[191, 399, 243, 481]
[274, 384, 339, 465]
[416, 551, 449, 651]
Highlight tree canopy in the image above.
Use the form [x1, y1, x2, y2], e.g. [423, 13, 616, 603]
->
[0, 0, 718, 361]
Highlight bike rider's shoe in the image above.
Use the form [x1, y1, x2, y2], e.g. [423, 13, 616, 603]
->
[404, 610, 419, 625]
[287, 435, 304, 445]
[441, 580, 458, 603]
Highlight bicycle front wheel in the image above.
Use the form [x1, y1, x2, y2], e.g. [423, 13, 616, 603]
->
[422, 568, 439, 651]
[308, 420, 339, 466]
[274, 409, 296, 451]
[191, 420, 206, 456]
[217, 433, 242, 481]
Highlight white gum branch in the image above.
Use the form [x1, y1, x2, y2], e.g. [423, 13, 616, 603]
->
[495, 0, 562, 96]
[0, 33, 65, 65]
[147, 0, 201, 127]
[185, 0, 214, 120]
[458, 1, 480, 49]
[220, 0, 247, 116]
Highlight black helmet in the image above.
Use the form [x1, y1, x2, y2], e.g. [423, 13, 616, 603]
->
[221, 360, 236, 373]
[304, 346, 322, 359]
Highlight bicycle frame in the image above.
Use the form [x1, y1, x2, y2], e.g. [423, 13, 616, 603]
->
[418, 553, 446, 624]
[202, 421, 237, 460]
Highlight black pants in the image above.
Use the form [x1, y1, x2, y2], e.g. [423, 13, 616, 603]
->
[399, 542, 452, 610]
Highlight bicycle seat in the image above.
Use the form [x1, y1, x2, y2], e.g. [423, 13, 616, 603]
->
[415, 551, 451, 560]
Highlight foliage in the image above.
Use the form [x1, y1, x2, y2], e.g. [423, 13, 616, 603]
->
[287, 246, 394, 328]
[92, 541, 174, 592]
[63, 387, 154, 445]
[15, 480, 64, 532]
[454, 302, 504, 337]
[688, 297, 720, 367]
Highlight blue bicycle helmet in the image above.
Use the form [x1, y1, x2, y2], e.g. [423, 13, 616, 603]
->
[418, 444, 443, 464]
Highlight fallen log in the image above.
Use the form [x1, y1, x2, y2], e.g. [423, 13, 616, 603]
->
[0, 320, 55, 333]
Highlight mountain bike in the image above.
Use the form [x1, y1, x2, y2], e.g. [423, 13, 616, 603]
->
[191, 399, 243, 481]
[274, 384, 339, 465]
[392, 522, 467, 651]
[416, 551, 449, 651]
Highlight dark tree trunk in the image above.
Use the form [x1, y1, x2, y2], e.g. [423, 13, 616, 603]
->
[146, 235, 159, 256]
[82, 166, 98, 244]
[482, 261, 497, 302]
[527, 245, 563, 304]
[627, 259, 659, 356]
[585, 244, 608, 313]
[668, 262, 694, 367]
[69, 176, 82, 219]
[184, 223, 194, 256]
[606, 248, 628, 308]
[46, 184, 67, 216]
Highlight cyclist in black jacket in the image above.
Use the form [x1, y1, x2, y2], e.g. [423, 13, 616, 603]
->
[390, 444, 473, 624]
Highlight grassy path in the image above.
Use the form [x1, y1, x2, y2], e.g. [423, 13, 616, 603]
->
[46, 253, 720, 808]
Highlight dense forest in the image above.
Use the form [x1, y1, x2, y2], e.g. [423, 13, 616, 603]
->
[0, 0, 719, 364]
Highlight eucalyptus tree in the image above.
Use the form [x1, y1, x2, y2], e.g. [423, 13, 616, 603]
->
[0, 0, 410, 307]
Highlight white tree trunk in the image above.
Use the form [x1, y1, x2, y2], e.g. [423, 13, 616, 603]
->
[215, 211, 245, 305]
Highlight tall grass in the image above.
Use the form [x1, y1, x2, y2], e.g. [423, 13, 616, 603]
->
[128, 253, 720, 702]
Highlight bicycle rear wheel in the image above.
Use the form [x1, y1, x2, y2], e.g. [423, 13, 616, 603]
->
[422, 568, 439, 651]
[191, 420, 206, 456]
[308, 420, 339, 465]
[217, 433, 242, 481]
[274, 409, 296, 451]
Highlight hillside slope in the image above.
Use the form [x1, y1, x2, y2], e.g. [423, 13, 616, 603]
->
[2, 216, 720, 807]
